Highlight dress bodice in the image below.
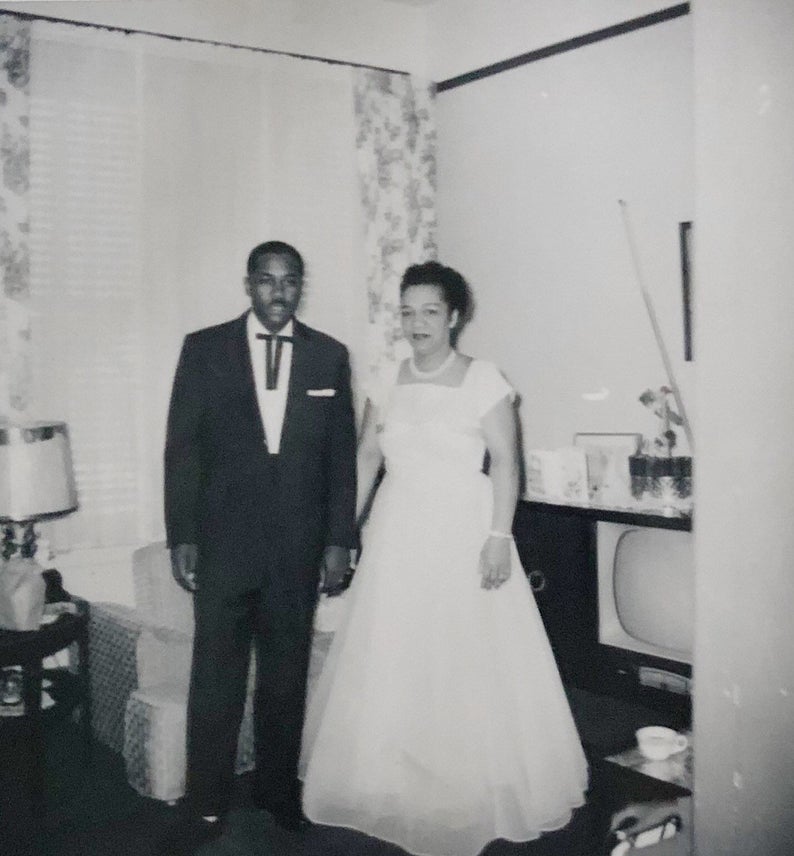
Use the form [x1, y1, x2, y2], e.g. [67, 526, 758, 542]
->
[375, 359, 514, 480]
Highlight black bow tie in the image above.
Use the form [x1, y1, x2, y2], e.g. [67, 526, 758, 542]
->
[256, 333, 294, 389]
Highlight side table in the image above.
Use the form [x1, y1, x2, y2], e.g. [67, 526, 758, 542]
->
[0, 599, 91, 812]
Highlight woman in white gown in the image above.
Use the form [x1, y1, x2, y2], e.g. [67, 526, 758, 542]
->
[300, 262, 588, 856]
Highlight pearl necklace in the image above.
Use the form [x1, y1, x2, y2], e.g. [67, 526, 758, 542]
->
[409, 348, 457, 380]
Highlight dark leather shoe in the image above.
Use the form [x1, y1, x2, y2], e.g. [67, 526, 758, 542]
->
[254, 796, 311, 833]
[158, 812, 224, 855]
[270, 805, 311, 833]
[252, 781, 311, 833]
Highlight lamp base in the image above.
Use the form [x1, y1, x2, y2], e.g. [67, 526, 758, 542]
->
[2, 520, 38, 562]
[0, 554, 47, 631]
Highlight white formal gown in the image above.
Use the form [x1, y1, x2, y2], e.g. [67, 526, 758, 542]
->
[299, 359, 588, 856]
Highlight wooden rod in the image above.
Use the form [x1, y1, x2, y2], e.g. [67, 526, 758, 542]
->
[618, 199, 694, 452]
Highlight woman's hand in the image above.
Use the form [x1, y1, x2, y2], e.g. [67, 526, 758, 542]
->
[480, 394, 519, 592]
[479, 535, 512, 589]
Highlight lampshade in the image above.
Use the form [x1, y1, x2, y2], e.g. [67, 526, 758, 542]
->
[0, 421, 78, 521]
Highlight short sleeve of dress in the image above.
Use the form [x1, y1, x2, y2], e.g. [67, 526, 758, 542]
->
[470, 360, 515, 419]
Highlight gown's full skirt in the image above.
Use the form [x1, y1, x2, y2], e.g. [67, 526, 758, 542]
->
[301, 368, 588, 856]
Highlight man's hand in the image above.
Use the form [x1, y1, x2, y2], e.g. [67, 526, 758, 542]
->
[320, 545, 351, 595]
[170, 543, 199, 592]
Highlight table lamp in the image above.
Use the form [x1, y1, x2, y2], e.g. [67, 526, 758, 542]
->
[0, 421, 78, 630]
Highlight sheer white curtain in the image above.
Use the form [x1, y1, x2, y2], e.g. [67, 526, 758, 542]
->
[27, 23, 366, 587]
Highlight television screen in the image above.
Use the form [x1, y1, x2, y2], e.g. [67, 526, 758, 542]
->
[598, 523, 694, 663]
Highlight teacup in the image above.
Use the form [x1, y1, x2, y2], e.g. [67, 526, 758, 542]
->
[636, 726, 688, 761]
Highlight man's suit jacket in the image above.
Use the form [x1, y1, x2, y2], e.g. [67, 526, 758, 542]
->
[164, 313, 357, 596]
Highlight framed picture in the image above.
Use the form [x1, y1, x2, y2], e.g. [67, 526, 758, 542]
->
[524, 447, 589, 504]
[573, 433, 642, 506]
[679, 221, 693, 361]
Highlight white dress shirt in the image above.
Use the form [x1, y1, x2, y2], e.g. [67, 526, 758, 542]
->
[247, 312, 294, 454]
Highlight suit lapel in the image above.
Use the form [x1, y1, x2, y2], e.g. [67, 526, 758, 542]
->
[280, 320, 312, 457]
[227, 312, 267, 449]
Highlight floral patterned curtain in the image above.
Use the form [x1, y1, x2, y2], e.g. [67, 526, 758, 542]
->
[0, 15, 30, 418]
[353, 69, 437, 389]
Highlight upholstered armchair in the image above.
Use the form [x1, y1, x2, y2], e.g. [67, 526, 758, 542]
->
[89, 542, 334, 802]
[88, 542, 253, 801]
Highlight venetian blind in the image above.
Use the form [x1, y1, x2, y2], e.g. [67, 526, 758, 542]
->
[28, 39, 143, 550]
[25, 24, 366, 567]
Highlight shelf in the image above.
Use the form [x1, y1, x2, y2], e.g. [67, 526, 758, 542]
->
[0, 669, 83, 725]
[0, 604, 90, 742]
[521, 499, 692, 531]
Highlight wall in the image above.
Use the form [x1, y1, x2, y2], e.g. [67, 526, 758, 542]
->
[432, 2, 794, 851]
[436, 15, 694, 461]
[0, 0, 429, 75]
[693, 1, 794, 853]
[426, 0, 680, 82]
[0, 0, 683, 81]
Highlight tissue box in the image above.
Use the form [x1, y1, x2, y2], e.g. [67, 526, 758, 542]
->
[573, 433, 641, 506]
[525, 447, 589, 503]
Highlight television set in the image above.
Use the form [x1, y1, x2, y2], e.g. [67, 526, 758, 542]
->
[597, 521, 694, 695]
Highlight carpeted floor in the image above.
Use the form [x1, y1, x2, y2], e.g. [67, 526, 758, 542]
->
[1, 686, 690, 856]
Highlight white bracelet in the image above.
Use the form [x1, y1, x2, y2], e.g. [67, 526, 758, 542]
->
[488, 530, 512, 539]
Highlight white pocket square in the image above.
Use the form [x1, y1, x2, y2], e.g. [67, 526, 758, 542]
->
[307, 388, 336, 397]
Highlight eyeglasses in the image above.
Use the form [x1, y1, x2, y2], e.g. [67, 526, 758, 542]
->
[607, 813, 682, 854]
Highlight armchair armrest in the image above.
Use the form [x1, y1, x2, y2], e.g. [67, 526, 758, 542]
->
[89, 601, 199, 752]
[136, 625, 193, 692]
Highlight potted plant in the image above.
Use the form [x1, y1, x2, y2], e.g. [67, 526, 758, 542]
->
[629, 386, 692, 503]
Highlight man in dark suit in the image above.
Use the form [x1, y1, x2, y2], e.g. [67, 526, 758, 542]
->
[161, 241, 356, 851]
